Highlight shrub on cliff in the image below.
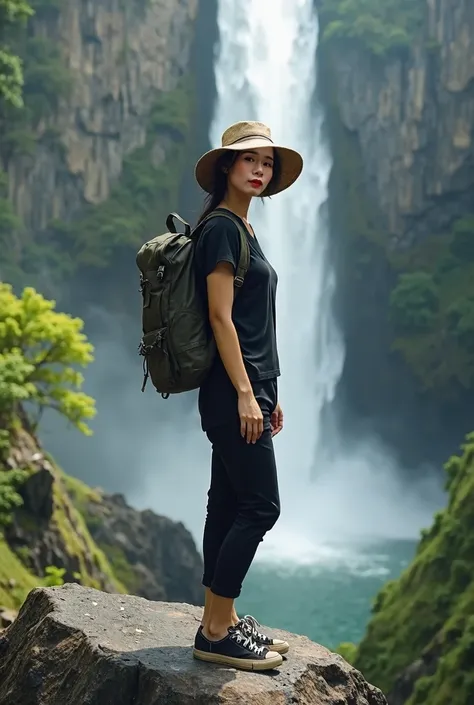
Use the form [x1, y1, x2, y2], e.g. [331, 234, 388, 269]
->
[387, 214, 474, 394]
[390, 272, 439, 333]
[0, 283, 96, 434]
[0, 468, 27, 527]
[352, 430, 474, 705]
[320, 0, 423, 55]
[0, 0, 33, 106]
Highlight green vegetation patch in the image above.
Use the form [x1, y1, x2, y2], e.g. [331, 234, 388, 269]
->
[0, 536, 39, 608]
[389, 215, 474, 394]
[52, 473, 125, 593]
[353, 431, 474, 705]
[63, 473, 139, 594]
[319, 0, 424, 56]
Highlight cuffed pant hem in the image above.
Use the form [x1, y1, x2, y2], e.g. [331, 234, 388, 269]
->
[210, 582, 241, 599]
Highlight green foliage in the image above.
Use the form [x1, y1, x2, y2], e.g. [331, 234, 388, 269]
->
[21, 37, 72, 123]
[389, 215, 474, 394]
[0, 535, 39, 607]
[0, 0, 33, 106]
[0, 283, 96, 434]
[320, 0, 424, 55]
[0, 49, 24, 107]
[390, 272, 439, 333]
[52, 474, 126, 594]
[335, 641, 358, 665]
[62, 473, 138, 592]
[99, 543, 139, 593]
[43, 564, 65, 586]
[354, 431, 474, 705]
[0, 468, 27, 527]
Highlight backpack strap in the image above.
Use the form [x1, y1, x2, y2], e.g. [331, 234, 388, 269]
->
[166, 212, 191, 237]
[193, 210, 250, 290]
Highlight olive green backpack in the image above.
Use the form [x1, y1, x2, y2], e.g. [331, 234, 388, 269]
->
[136, 210, 250, 398]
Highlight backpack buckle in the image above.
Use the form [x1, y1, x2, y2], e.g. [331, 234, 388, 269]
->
[157, 265, 165, 281]
[234, 275, 244, 288]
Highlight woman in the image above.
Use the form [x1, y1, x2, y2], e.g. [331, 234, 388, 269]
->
[192, 120, 303, 671]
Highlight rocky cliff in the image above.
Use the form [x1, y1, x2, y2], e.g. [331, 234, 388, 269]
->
[0, 583, 388, 705]
[0, 423, 203, 612]
[1, 0, 198, 303]
[318, 0, 474, 464]
[7, 0, 197, 234]
[322, 0, 474, 249]
[345, 429, 474, 705]
[66, 484, 204, 605]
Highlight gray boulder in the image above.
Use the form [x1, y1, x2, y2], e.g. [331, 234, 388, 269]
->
[0, 584, 387, 704]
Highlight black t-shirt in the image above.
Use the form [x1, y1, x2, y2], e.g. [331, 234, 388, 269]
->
[194, 209, 280, 430]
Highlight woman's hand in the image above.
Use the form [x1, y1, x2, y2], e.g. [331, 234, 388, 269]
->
[238, 391, 264, 444]
[270, 402, 284, 437]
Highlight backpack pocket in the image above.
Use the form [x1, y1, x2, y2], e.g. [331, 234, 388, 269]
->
[170, 310, 215, 388]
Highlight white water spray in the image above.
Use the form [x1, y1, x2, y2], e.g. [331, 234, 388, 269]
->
[210, 0, 442, 559]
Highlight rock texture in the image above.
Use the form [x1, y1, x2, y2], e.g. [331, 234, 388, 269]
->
[7, 0, 197, 235]
[81, 492, 204, 606]
[0, 607, 17, 629]
[2, 423, 203, 605]
[4, 425, 119, 593]
[325, 0, 474, 249]
[0, 583, 387, 705]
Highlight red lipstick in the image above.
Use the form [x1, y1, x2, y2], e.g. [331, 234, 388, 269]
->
[249, 179, 263, 188]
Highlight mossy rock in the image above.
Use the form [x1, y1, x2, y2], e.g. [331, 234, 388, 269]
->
[0, 538, 39, 609]
[354, 431, 474, 705]
[52, 471, 125, 593]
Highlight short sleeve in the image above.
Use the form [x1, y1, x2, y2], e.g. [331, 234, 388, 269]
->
[195, 216, 241, 279]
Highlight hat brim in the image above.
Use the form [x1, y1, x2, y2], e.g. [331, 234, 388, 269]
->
[194, 138, 303, 197]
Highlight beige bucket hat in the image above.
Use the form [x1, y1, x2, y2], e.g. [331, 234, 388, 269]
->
[194, 120, 303, 197]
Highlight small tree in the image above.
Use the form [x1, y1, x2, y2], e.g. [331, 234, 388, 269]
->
[0, 283, 96, 435]
[0, 467, 27, 526]
[390, 271, 439, 333]
[0, 0, 34, 107]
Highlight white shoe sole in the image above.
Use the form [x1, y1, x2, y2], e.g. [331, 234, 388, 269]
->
[270, 641, 289, 655]
[193, 647, 283, 671]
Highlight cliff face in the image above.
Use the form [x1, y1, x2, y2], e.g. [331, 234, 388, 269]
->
[326, 0, 474, 250]
[0, 423, 203, 612]
[351, 430, 474, 705]
[1, 425, 123, 608]
[319, 0, 474, 465]
[66, 486, 204, 606]
[7, 0, 198, 237]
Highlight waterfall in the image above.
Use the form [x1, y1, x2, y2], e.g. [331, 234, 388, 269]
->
[210, 0, 440, 558]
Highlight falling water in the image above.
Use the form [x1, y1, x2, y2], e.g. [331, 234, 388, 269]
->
[211, 0, 441, 559]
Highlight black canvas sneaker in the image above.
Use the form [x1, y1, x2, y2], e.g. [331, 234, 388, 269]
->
[193, 625, 283, 671]
[239, 614, 289, 655]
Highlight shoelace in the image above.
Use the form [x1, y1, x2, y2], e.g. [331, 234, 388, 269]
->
[241, 615, 269, 642]
[230, 627, 265, 656]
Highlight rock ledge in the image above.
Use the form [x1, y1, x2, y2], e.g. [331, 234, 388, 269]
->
[0, 584, 387, 704]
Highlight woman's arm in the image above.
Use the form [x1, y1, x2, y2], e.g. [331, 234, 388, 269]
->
[207, 261, 263, 444]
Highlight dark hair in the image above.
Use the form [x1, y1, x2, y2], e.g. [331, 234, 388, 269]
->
[197, 149, 282, 224]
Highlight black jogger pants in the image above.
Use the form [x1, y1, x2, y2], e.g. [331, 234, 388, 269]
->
[202, 414, 281, 599]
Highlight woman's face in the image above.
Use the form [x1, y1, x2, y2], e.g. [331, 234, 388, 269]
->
[227, 147, 274, 197]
